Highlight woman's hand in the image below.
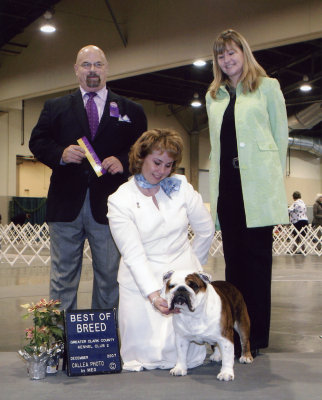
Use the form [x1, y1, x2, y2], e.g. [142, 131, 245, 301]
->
[148, 291, 180, 315]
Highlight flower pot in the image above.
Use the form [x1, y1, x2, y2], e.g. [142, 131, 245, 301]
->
[27, 354, 49, 380]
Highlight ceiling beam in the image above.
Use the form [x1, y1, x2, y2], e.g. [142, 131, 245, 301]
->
[104, 0, 127, 48]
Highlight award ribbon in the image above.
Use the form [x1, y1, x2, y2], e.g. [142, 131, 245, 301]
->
[77, 136, 107, 177]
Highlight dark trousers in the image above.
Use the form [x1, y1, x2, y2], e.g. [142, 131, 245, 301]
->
[49, 190, 120, 311]
[293, 220, 309, 234]
[218, 196, 273, 350]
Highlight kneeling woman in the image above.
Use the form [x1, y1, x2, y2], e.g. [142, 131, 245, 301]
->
[108, 129, 215, 371]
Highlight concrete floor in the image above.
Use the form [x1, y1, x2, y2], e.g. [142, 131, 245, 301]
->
[0, 254, 321, 400]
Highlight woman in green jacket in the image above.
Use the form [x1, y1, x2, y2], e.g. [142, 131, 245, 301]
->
[206, 29, 289, 356]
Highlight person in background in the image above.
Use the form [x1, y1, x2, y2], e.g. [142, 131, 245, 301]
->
[288, 191, 309, 232]
[29, 45, 147, 311]
[11, 213, 30, 225]
[108, 128, 215, 371]
[312, 193, 322, 228]
[288, 191, 309, 254]
[206, 29, 289, 357]
[312, 193, 322, 251]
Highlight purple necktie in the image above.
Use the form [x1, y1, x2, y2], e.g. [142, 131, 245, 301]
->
[86, 92, 99, 140]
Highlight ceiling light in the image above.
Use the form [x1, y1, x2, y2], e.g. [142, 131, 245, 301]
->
[193, 60, 206, 67]
[300, 84, 312, 92]
[191, 93, 202, 107]
[40, 10, 56, 33]
[40, 23, 56, 33]
[300, 75, 312, 92]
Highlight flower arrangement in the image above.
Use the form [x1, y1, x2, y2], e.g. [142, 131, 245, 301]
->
[19, 299, 64, 359]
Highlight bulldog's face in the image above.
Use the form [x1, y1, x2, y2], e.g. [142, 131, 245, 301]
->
[163, 270, 212, 312]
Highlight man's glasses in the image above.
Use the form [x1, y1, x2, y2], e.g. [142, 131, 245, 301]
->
[81, 62, 105, 70]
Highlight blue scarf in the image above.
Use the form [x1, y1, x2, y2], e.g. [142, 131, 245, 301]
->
[135, 174, 181, 198]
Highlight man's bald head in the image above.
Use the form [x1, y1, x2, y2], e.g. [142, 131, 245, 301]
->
[75, 45, 107, 65]
[74, 45, 108, 92]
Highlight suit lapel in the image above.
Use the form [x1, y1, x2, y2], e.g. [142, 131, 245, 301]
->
[72, 87, 123, 141]
[94, 88, 122, 140]
[71, 89, 91, 139]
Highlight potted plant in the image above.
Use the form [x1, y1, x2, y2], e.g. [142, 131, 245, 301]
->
[18, 299, 64, 379]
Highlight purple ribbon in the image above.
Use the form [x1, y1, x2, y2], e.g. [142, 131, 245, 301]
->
[81, 136, 106, 175]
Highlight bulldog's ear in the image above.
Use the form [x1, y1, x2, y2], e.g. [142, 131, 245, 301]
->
[163, 270, 174, 282]
[198, 272, 212, 284]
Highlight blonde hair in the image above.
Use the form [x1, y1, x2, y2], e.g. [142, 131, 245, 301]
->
[129, 129, 183, 175]
[209, 29, 267, 98]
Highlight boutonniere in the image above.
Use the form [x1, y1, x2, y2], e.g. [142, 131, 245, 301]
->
[109, 102, 119, 118]
[118, 114, 131, 123]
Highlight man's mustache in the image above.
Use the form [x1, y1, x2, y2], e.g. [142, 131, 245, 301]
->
[87, 73, 100, 78]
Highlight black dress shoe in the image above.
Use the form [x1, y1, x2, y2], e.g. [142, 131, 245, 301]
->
[251, 348, 260, 358]
[234, 350, 241, 359]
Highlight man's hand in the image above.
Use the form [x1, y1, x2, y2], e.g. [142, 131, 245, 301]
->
[102, 156, 123, 175]
[62, 145, 86, 164]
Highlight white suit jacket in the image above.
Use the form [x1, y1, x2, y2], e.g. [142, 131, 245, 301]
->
[107, 175, 215, 297]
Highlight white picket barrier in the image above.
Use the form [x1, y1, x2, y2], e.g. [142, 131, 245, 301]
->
[0, 222, 321, 266]
[272, 224, 322, 256]
[0, 222, 91, 267]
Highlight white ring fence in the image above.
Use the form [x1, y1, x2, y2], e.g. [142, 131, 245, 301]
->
[0, 223, 321, 266]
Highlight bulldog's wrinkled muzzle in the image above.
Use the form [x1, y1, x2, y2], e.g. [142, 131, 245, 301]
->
[170, 286, 194, 312]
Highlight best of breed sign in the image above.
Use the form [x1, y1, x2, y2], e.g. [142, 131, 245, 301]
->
[64, 309, 121, 376]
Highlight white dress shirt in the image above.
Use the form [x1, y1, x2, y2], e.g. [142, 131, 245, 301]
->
[80, 86, 108, 121]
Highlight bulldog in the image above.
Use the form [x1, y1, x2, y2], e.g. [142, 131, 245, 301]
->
[162, 270, 253, 381]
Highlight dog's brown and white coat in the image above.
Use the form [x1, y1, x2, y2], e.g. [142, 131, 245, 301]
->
[162, 270, 253, 381]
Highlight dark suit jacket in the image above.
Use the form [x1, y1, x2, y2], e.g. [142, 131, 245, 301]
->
[29, 86, 147, 224]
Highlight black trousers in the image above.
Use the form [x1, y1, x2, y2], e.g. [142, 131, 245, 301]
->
[218, 195, 273, 350]
[293, 220, 309, 234]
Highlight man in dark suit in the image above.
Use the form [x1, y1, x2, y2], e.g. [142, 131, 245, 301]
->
[29, 45, 147, 311]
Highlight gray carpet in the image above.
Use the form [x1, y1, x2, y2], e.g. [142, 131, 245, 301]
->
[1, 254, 321, 399]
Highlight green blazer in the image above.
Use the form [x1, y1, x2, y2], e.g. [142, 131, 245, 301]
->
[206, 77, 289, 228]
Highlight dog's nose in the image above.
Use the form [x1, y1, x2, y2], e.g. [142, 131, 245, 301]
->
[176, 286, 188, 293]
[171, 285, 194, 312]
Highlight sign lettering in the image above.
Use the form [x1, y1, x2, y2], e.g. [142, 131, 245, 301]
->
[64, 309, 121, 376]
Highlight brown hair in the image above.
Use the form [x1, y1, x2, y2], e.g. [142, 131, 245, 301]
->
[129, 129, 183, 175]
[208, 29, 267, 98]
[293, 191, 301, 200]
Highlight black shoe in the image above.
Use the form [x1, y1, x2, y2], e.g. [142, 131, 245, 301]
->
[234, 343, 241, 359]
[234, 350, 241, 359]
[251, 348, 260, 358]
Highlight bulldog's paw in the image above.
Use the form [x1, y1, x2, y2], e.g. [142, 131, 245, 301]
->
[239, 354, 253, 364]
[170, 365, 187, 376]
[209, 346, 222, 362]
[217, 367, 234, 381]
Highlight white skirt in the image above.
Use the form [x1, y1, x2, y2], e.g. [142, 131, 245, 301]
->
[118, 284, 206, 372]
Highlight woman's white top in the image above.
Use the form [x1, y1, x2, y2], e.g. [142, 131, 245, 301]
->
[107, 174, 215, 297]
[288, 199, 308, 224]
